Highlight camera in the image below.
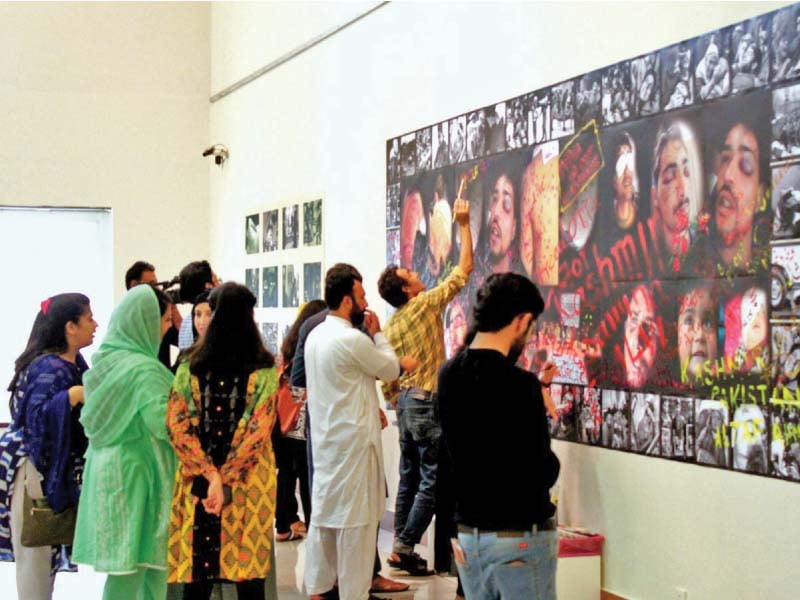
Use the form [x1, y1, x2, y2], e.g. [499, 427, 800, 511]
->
[202, 144, 229, 166]
[156, 277, 182, 304]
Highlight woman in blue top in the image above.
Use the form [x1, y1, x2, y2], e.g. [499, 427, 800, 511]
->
[0, 293, 97, 600]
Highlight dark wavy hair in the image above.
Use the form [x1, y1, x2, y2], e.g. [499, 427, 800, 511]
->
[281, 299, 327, 366]
[179, 260, 214, 303]
[378, 265, 409, 308]
[8, 293, 91, 393]
[472, 273, 544, 332]
[188, 282, 274, 374]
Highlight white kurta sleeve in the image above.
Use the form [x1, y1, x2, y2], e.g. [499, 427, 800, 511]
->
[348, 331, 400, 382]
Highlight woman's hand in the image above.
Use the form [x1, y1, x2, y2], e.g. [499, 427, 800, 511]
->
[68, 385, 85, 407]
[202, 471, 224, 516]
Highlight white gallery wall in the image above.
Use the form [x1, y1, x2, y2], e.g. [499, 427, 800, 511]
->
[0, 2, 211, 300]
[208, 2, 799, 600]
[0, 3, 209, 596]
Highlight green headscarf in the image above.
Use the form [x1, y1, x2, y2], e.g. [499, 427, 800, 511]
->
[81, 285, 174, 447]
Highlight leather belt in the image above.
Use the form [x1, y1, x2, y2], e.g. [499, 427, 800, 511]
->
[457, 518, 556, 537]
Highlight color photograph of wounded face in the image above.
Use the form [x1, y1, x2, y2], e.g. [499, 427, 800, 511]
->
[611, 131, 640, 230]
[426, 173, 453, 279]
[519, 142, 559, 285]
[724, 285, 769, 375]
[400, 187, 426, 272]
[624, 284, 659, 388]
[678, 283, 718, 386]
[651, 119, 703, 269]
[444, 296, 468, 359]
[486, 171, 518, 274]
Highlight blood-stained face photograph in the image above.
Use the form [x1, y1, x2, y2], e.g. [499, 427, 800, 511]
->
[383, 5, 793, 486]
[519, 142, 560, 285]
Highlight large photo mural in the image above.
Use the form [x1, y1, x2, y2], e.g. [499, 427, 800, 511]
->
[385, 4, 800, 482]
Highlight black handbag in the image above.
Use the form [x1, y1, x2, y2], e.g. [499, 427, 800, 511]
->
[19, 467, 77, 547]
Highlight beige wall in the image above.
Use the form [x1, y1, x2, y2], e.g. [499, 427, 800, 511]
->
[209, 2, 800, 599]
[0, 2, 211, 299]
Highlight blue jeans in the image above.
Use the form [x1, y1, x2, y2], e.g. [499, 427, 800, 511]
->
[394, 388, 441, 549]
[455, 528, 557, 600]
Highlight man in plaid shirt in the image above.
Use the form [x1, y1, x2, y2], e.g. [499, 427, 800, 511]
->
[378, 194, 473, 575]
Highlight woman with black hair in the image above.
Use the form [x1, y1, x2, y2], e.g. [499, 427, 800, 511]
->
[73, 284, 176, 600]
[274, 299, 326, 542]
[167, 282, 279, 600]
[171, 291, 213, 374]
[191, 291, 212, 342]
[0, 293, 97, 599]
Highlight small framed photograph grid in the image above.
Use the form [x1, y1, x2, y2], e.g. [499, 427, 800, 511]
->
[243, 198, 324, 363]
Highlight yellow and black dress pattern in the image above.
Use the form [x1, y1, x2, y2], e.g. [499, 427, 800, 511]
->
[166, 362, 278, 583]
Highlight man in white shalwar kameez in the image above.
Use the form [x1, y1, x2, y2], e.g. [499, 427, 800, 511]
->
[304, 264, 411, 600]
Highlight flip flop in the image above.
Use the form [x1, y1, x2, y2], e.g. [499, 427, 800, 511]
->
[276, 530, 302, 542]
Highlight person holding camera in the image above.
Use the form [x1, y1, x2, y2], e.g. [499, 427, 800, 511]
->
[166, 282, 279, 600]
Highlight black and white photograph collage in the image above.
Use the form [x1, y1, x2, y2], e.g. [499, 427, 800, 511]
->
[386, 4, 800, 483]
[244, 199, 324, 358]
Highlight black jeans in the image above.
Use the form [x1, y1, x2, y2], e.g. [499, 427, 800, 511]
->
[275, 436, 311, 533]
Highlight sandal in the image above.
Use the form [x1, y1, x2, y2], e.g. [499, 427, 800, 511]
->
[370, 574, 410, 593]
[387, 551, 432, 576]
[290, 520, 307, 537]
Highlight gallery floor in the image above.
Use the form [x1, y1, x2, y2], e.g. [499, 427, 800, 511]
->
[0, 528, 458, 599]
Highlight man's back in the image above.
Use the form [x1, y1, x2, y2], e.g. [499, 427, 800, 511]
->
[304, 314, 398, 528]
[384, 266, 466, 395]
[438, 347, 559, 531]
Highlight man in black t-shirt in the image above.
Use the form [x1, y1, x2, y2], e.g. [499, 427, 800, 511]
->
[438, 273, 560, 600]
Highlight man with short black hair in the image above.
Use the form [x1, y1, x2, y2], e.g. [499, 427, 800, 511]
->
[438, 273, 559, 600]
[377, 194, 472, 575]
[289, 278, 411, 598]
[304, 263, 415, 600]
[124, 260, 157, 289]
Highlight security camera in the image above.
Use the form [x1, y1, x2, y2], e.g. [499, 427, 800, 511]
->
[202, 144, 229, 166]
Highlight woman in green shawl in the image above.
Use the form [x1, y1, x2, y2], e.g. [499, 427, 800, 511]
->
[72, 284, 176, 600]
